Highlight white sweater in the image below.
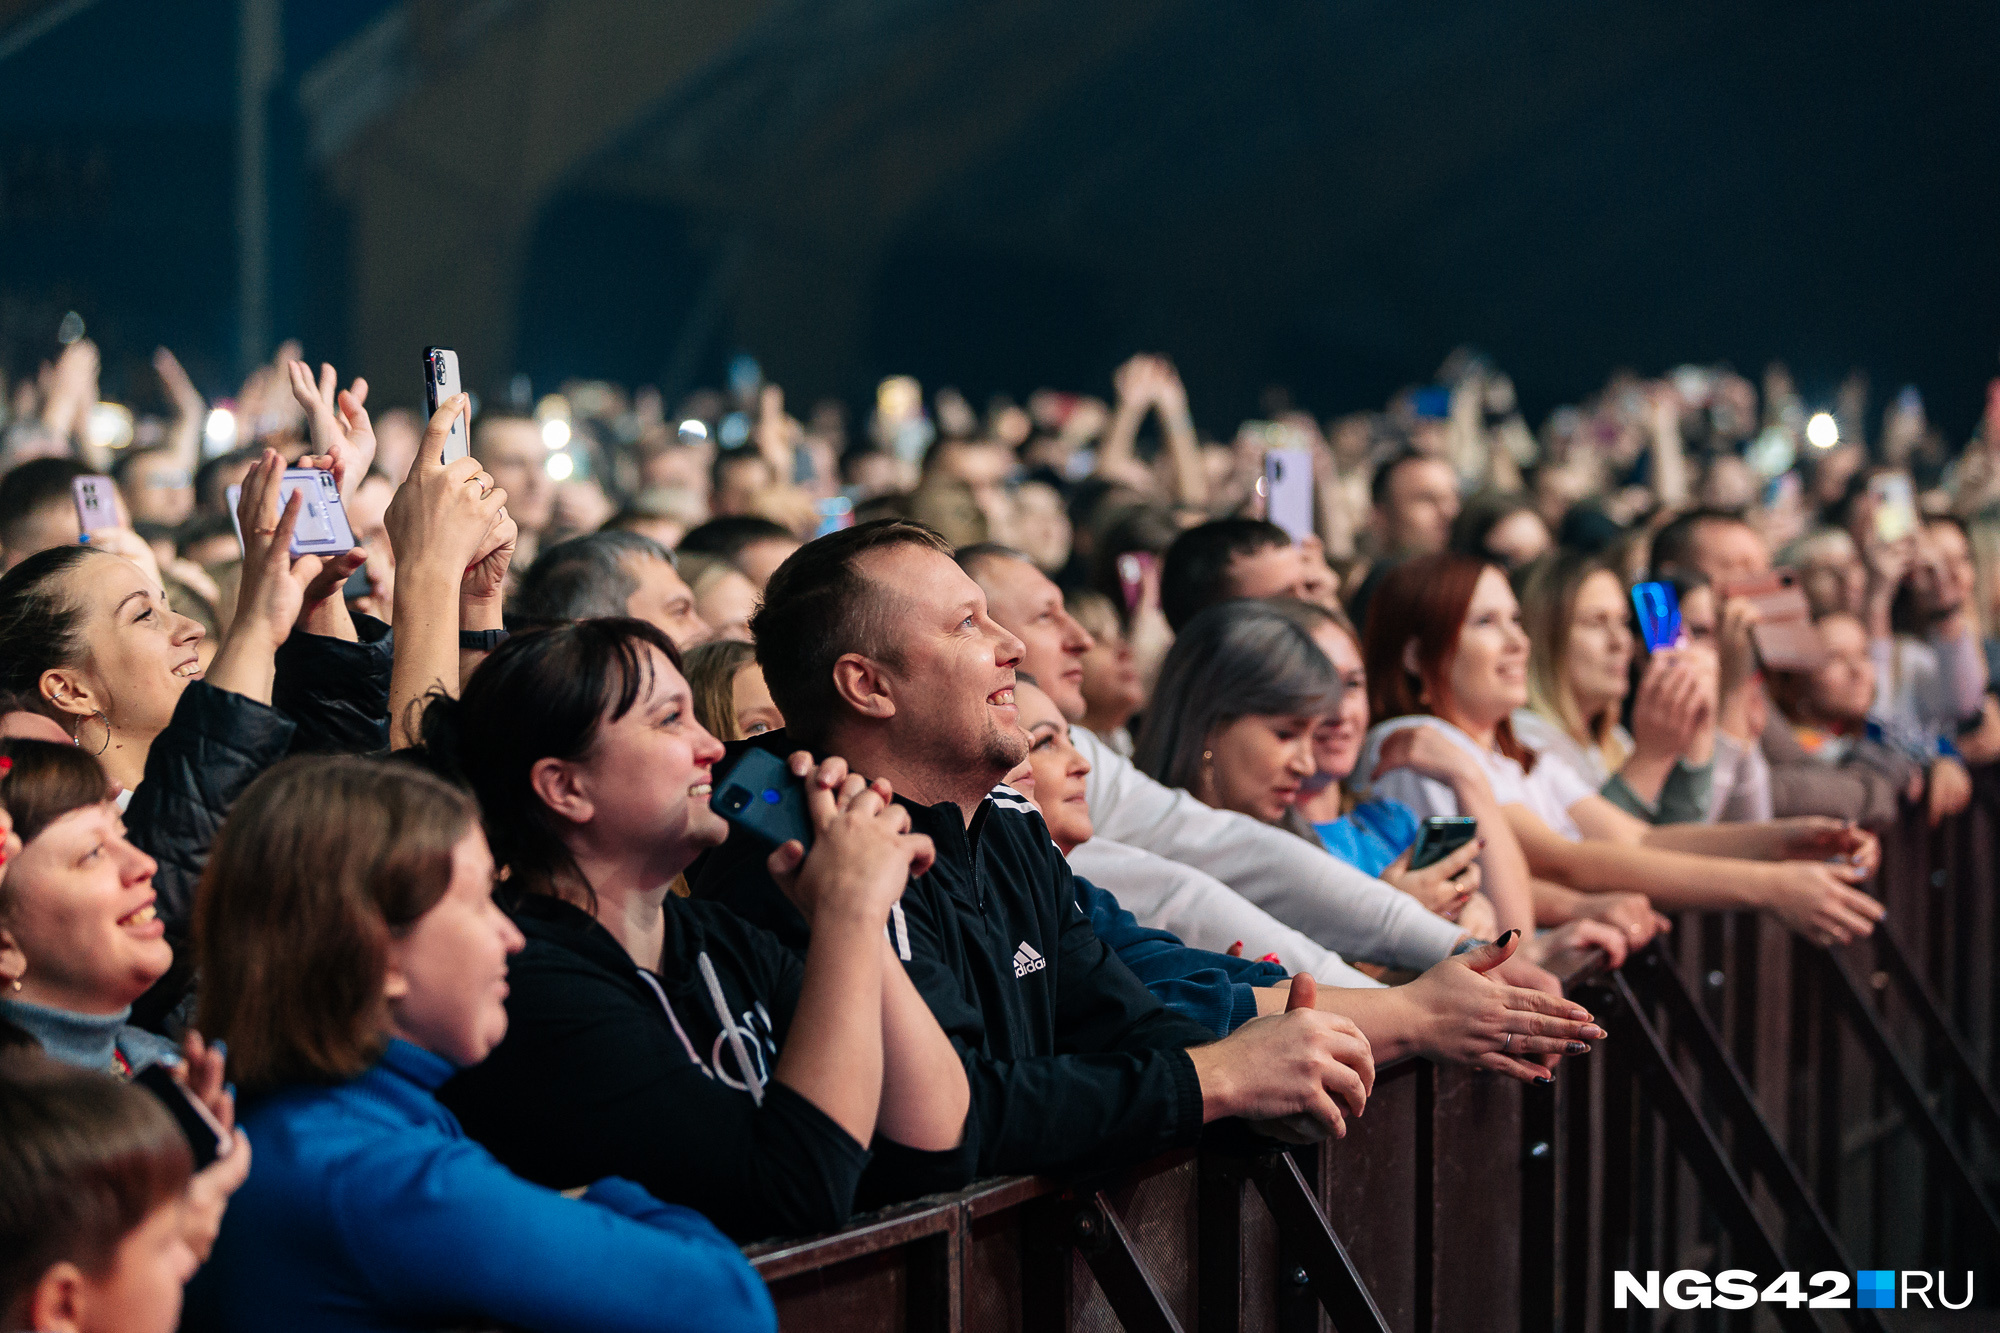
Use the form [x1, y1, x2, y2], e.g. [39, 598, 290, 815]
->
[1067, 836, 1383, 989]
[1071, 726, 1465, 971]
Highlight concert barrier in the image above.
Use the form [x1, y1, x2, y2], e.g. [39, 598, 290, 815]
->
[743, 780, 2000, 1331]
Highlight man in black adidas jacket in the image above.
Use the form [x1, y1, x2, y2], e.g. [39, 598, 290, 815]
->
[691, 519, 1374, 1179]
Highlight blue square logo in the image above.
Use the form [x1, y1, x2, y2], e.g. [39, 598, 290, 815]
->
[1856, 1270, 1896, 1309]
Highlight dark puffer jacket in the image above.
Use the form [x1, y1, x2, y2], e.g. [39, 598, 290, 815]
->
[128, 622, 392, 1030]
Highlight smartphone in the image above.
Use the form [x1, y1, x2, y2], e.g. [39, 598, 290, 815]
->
[1630, 581, 1682, 653]
[1116, 551, 1156, 614]
[423, 346, 470, 463]
[1868, 473, 1916, 544]
[712, 748, 813, 851]
[1721, 571, 1823, 671]
[72, 475, 119, 538]
[132, 1063, 229, 1171]
[1412, 386, 1453, 420]
[225, 469, 357, 558]
[1263, 448, 1315, 544]
[815, 495, 854, 539]
[1409, 816, 1479, 872]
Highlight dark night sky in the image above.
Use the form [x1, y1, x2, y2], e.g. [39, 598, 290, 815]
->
[2, 0, 1996, 436]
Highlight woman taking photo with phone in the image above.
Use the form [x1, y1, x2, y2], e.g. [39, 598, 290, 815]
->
[423, 618, 973, 1241]
[1511, 553, 1717, 824]
[1358, 552, 1885, 948]
[0, 452, 378, 1020]
[186, 755, 774, 1333]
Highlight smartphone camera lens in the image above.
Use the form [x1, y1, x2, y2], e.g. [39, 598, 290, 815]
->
[720, 786, 749, 814]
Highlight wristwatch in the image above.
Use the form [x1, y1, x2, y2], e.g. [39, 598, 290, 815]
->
[459, 629, 510, 652]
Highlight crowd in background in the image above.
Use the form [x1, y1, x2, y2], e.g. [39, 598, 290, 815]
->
[2, 324, 1997, 1332]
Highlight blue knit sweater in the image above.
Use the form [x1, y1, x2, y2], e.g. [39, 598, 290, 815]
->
[182, 1039, 774, 1333]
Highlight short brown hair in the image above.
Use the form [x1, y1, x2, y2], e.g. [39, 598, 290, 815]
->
[0, 740, 114, 918]
[195, 756, 476, 1095]
[750, 518, 953, 747]
[0, 1050, 191, 1321]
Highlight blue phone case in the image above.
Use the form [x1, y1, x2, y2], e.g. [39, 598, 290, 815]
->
[1630, 581, 1681, 652]
[713, 749, 814, 850]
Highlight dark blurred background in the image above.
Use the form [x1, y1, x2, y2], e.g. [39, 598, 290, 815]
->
[2, 0, 1996, 434]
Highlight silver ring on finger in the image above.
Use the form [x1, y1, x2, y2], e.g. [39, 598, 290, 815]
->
[1501, 1032, 1513, 1052]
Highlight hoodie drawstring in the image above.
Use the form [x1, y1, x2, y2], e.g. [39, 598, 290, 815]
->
[700, 952, 765, 1107]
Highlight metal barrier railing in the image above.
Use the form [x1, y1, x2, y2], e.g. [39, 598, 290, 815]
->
[742, 776, 2000, 1331]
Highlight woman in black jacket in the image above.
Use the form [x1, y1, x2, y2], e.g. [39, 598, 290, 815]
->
[424, 617, 975, 1242]
[0, 452, 381, 1023]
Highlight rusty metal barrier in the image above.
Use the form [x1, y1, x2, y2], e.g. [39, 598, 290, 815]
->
[743, 778, 2000, 1331]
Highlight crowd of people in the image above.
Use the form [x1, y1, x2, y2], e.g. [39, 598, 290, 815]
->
[2, 330, 1997, 1331]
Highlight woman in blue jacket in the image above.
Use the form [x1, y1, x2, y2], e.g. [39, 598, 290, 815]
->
[182, 755, 776, 1333]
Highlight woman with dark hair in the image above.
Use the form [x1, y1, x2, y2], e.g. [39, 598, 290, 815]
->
[425, 618, 972, 1241]
[1358, 552, 1884, 947]
[0, 453, 364, 1007]
[185, 756, 773, 1333]
[1, 1050, 197, 1333]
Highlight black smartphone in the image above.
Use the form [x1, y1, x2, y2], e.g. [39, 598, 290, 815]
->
[1408, 816, 1479, 871]
[712, 748, 813, 850]
[132, 1063, 229, 1170]
[423, 346, 470, 463]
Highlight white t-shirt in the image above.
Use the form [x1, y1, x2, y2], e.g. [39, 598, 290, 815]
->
[1355, 715, 1595, 841]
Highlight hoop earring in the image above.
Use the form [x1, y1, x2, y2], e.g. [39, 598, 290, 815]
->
[75, 709, 111, 757]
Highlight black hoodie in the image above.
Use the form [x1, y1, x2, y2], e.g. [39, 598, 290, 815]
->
[690, 733, 1213, 1180]
[438, 890, 976, 1243]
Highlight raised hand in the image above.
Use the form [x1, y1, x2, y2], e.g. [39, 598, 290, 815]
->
[229, 450, 319, 645]
[384, 394, 507, 582]
[462, 506, 518, 602]
[289, 360, 378, 503]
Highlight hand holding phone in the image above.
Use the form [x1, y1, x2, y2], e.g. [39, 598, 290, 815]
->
[134, 1062, 231, 1170]
[1630, 581, 1682, 652]
[728, 751, 936, 929]
[713, 748, 814, 851]
[1409, 815, 1479, 871]
[226, 469, 357, 559]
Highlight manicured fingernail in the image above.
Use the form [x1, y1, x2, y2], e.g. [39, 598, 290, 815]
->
[1566, 1041, 1590, 1054]
[1496, 929, 1519, 947]
[211, 1039, 227, 1061]
[1582, 1025, 1605, 1039]
[1535, 1075, 1552, 1085]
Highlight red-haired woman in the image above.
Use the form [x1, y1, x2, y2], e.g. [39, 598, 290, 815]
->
[1356, 553, 1885, 948]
